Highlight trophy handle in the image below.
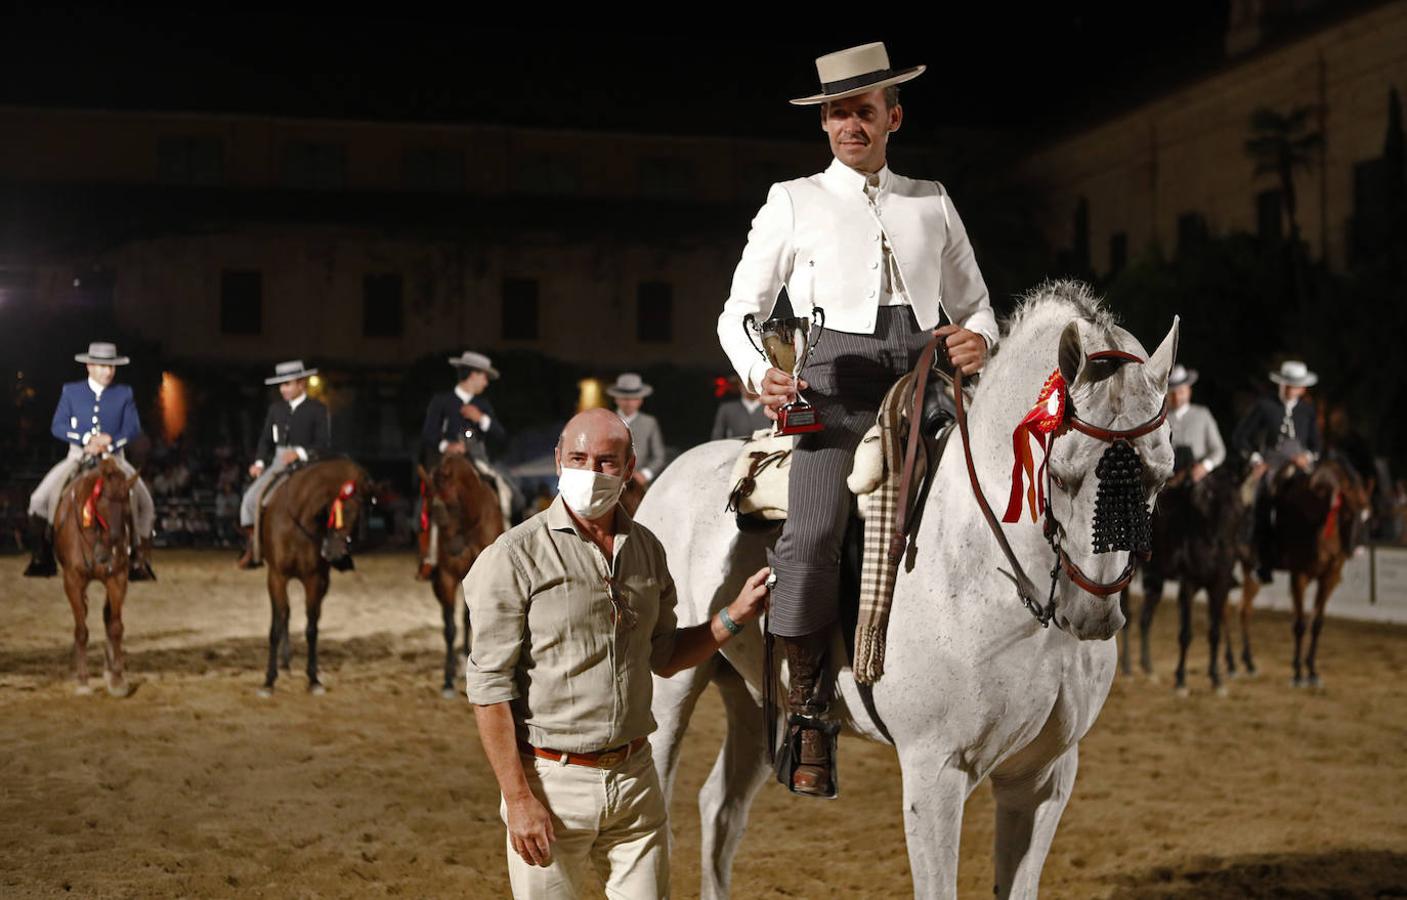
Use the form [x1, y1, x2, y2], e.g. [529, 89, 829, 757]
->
[798, 306, 825, 371]
[743, 313, 767, 360]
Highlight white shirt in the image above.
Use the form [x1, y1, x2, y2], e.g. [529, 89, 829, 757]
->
[87, 377, 106, 398]
[740, 397, 761, 414]
[718, 157, 999, 392]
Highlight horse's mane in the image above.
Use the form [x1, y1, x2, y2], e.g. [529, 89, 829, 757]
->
[1000, 279, 1119, 342]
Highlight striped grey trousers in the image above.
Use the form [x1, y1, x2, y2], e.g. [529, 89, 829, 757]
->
[768, 306, 931, 637]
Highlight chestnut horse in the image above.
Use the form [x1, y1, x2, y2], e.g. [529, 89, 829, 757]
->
[417, 455, 504, 697]
[257, 458, 373, 696]
[53, 457, 141, 696]
[1226, 457, 1371, 687]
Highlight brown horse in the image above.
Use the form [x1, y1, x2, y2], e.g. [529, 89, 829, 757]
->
[1228, 457, 1371, 687]
[53, 457, 141, 697]
[257, 458, 373, 696]
[418, 455, 505, 697]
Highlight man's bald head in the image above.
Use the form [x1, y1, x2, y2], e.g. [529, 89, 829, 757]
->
[556, 408, 635, 479]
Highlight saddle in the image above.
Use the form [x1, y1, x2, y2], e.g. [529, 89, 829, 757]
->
[725, 359, 968, 684]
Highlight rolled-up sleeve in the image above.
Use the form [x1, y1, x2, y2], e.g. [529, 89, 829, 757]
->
[463, 540, 529, 705]
[648, 552, 679, 674]
[718, 183, 795, 393]
[937, 184, 999, 350]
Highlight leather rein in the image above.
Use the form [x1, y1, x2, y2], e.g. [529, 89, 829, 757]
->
[891, 335, 1167, 627]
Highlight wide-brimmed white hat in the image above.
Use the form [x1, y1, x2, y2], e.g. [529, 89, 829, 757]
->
[447, 351, 500, 380]
[1168, 364, 1198, 388]
[74, 342, 130, 366]
[606, 372, 654, 399]
[265, 360, 319, 385]
[1269, 360, 1317, 387]
[790, 42, 926, 106]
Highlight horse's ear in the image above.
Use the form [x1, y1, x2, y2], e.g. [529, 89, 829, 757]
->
[1058, 321, 1084, 386]
[1146, 316, 1180, 392]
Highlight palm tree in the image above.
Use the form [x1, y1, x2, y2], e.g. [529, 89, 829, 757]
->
[1244, 105, 1323, 246]
[1245, 105, 1323, 337]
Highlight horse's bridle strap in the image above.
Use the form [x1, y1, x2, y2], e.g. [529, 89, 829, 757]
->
[1067, 398, 1168, 443]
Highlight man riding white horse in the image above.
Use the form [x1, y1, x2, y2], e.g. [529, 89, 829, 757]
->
[25, 342, 157, 580]
[716, 41, 998, 797]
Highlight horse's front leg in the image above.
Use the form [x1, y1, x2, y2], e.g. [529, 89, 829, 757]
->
[436, 573, 458, 699]
[1290, 573, 1309, 686]
[1207, 581, 1228, 695]
[102, 578, 130, 697]
[1239, 565, 1259, 675]
[898, 752, 975, 899]
[991, 744, 1080, 900]
[261, 572, 291, 696]
[1305, 568, 1340, 688]
[1138, 576, 1164, 678]
[303, 570, 330, 694]
[64, 570, 91, 695]
[1174, 581, 1193, 696]
[694, 659, 771, 900]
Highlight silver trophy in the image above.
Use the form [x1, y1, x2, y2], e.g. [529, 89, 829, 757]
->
[743, 307, 825, 435]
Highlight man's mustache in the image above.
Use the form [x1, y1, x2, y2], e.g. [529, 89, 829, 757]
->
[840, 132, 870, 144]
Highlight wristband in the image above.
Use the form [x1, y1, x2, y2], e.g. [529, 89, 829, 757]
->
[718, 607, 743, 636]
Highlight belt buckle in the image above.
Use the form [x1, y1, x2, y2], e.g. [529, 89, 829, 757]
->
[594, 749, 625, 768]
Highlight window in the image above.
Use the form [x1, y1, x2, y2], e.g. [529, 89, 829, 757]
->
[220, 270, 262, 335]
[514, 154, 579, 195]
[638, 158, 695, 200]
[1108, 232, 1128, 276]
[403, 147, 465, 191]
[283, 142, 347, 189]
[636, 282, 673, 343]
[1256, 189, 1283, 241]
[1176, 212, 1208, 255]
[502, 278, 539, 340]
[157, 136, 223, 185]
[362, 274, 404, 338]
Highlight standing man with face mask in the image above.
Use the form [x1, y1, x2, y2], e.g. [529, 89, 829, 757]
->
[235, 360, 331, 569]
[463, 408, 769, 898]
[24, 342, 157, 580]
[716, 42, 998, 797]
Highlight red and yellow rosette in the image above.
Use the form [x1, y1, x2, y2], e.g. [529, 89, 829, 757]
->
[328, 479, 357, 530]
[1002, 369, 1067, 523]
[82, 478, 108, 530]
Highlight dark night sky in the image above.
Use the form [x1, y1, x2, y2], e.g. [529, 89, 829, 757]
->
[1, 4, 1247, 140]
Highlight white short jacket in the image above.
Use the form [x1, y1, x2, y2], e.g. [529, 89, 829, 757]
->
[718, 157, 999, 391]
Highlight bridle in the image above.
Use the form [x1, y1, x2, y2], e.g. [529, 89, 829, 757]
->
[893, 336, 1167, 629]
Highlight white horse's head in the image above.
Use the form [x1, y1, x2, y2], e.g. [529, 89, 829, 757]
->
[984, 281, 1178, 640]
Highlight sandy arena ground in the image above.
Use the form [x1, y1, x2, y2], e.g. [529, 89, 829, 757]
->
[2, 550, 1406, 898]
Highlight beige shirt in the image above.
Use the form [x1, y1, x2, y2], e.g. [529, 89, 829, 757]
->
[464, 494, 679, 753]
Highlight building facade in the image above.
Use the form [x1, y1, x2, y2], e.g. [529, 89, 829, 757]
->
[1018, 0, 1407, 276]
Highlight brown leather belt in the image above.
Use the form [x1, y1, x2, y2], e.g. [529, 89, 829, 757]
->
[519, 736, 648, 769]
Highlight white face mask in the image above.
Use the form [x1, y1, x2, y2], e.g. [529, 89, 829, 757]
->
[558, 466, 624, 520]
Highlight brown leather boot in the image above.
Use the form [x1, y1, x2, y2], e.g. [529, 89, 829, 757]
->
[235, 526, 261, 570]
[781, 630, 836, 798]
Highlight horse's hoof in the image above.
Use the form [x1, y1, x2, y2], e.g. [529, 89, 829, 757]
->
[309, 683, 327, 696]
[1308, 675, 1323, 690]
[107, 682, 131, 699]
[1227, 668, 1240, 680]
[1144, 672, 1160, 685]
[74, 684, 93, 696]
[1245, 666, 1259, 678]
[1214, 684, 1229, 698]
[1174, 685, 1190, 699]
[256, 686, 274, 698]
[1290, 676, 1304, 688]
[441, 686, 459, 700]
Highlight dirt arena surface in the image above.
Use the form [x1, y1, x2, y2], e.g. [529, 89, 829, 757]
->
[3, 550, 1406, 898]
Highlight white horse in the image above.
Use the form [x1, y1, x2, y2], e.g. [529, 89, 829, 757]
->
[637, 282, 1178, 898]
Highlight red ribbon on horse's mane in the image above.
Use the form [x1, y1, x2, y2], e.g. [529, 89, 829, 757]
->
[328, 479, 357, 530]
[1002, 369, 1067, 524]
[1323, 490, 1342, 541]
[419, 477, 430, 532]
[81, 478, 109, 531]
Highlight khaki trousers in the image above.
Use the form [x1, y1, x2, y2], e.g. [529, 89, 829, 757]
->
[28, 445, 155, 538]
[501, 744, 668, 899]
